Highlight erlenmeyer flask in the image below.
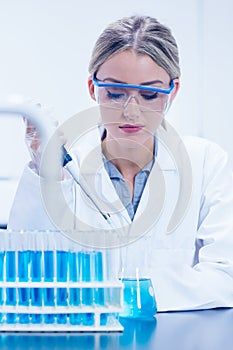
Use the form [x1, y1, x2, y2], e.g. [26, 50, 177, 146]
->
[119, 234, 157, 319]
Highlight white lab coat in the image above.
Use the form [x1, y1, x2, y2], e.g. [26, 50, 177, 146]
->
[8, 126, 233, 312]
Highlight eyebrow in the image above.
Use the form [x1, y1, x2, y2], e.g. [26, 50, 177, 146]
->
[101, 77, 164, 86]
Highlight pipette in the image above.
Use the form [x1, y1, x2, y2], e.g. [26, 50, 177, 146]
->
[62, 146, 113, 225]
[0, 95, 114, 226]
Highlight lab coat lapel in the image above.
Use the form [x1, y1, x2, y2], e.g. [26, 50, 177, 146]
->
[77, 125, 178, 231]
[133, 138, 178, 235]
[77, 136, 131, 226]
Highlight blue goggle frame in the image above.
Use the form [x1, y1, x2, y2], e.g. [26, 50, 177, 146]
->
[93, 76, 175, 95]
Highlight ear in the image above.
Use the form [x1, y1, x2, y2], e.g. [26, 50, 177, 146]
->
[88, 76, 96, 101]
[170, 78, 180, 103]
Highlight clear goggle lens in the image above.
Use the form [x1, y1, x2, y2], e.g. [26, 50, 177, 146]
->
[93, 77, 174, 113]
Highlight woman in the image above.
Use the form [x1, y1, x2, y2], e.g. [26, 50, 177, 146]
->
[8, 15, 233, 312]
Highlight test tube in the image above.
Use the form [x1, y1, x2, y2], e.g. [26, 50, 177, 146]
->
[93, 251, 104, 304]
[69, 249, 81, 325]
[104, 248, 121, 323]
[43, 231, 55, 324]
[18, 231, 30, 324]
[0, 230, 5, 323]
[56, 249, 68, 323]
[56, 233, 69, 324]
[93, 251, 106, 325]
[6, 232, 17, 324]
[30, 232, 42, 324]
[81, 251, 94, 326]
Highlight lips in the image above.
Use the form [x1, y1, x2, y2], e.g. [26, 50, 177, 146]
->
[119, 124, 144, 133]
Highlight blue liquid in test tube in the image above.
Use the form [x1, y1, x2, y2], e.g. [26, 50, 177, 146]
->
[0, 251, 5, 323]
[56, 250, 68, 324]
[6, 251, 17, 324]
[18, 250, 30, 324]
[81, 252, 94, 326]
[94, 251, 107, 325]
[44, 251, 55, 324]
[94, 251, 104, 304]
[31, 251, 42, 323]
[69, 251, 81, 325]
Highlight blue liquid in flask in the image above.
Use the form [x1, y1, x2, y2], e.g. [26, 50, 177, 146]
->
[121, 278, 157, 319]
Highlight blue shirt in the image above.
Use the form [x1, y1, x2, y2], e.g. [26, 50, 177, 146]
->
[103, 138, 157, 220]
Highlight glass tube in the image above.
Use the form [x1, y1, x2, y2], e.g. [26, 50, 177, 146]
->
[43, 231, 55, 324]
[93, 251, 107, 325]
[56, 250, 68, 324]
[0, 230, 5, 323]
[69, 249, 81, 325]
[6, 232, 17, 324]
[56, 232, 69, 324]
[18, 249, 30, 323]
[30, 232, 43, 324]
[81, 251, 94, 326]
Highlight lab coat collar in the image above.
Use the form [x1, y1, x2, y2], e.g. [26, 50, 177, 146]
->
[156, 124, 178, 172]
[77, 123, 177, 177]
[76, 124, 178, 226]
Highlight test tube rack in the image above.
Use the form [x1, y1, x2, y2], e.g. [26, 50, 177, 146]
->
[0, 230, 124, 332]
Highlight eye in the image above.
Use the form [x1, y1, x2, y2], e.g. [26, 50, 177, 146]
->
[140, 92, 158, 100]
[106, 89, 125, 101]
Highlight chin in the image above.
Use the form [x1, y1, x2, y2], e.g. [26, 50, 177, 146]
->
[115, 136, 151, 149]
[105, 128, 154, 148]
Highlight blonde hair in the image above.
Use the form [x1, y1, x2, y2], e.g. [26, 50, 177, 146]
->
[88, 15, 180, 80]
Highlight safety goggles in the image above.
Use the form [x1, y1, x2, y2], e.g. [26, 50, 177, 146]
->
[93, 75, 174, 113]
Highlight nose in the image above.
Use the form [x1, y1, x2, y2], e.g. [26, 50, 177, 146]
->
[123, 95, 141, 120]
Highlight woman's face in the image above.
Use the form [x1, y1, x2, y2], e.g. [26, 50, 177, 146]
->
[88, 50, 179, 149]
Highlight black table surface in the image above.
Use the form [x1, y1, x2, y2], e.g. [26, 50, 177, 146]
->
[1, 308, 233, 350]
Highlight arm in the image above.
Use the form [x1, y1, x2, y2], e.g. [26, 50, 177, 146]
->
[7, 164, 75, 230]
[154, 141, 233, 311]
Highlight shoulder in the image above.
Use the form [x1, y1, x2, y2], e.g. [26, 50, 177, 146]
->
[181, 136, 232, 190]
[182, 135, 229, 166]
[182, 135, 226, 154]
[157, 124, 229, 171]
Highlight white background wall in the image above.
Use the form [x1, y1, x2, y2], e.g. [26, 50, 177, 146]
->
[0, 0, 232, 223]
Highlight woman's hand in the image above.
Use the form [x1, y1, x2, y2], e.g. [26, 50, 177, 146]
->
[24, 117, 42, 174]
[23, 105, 62, 175]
